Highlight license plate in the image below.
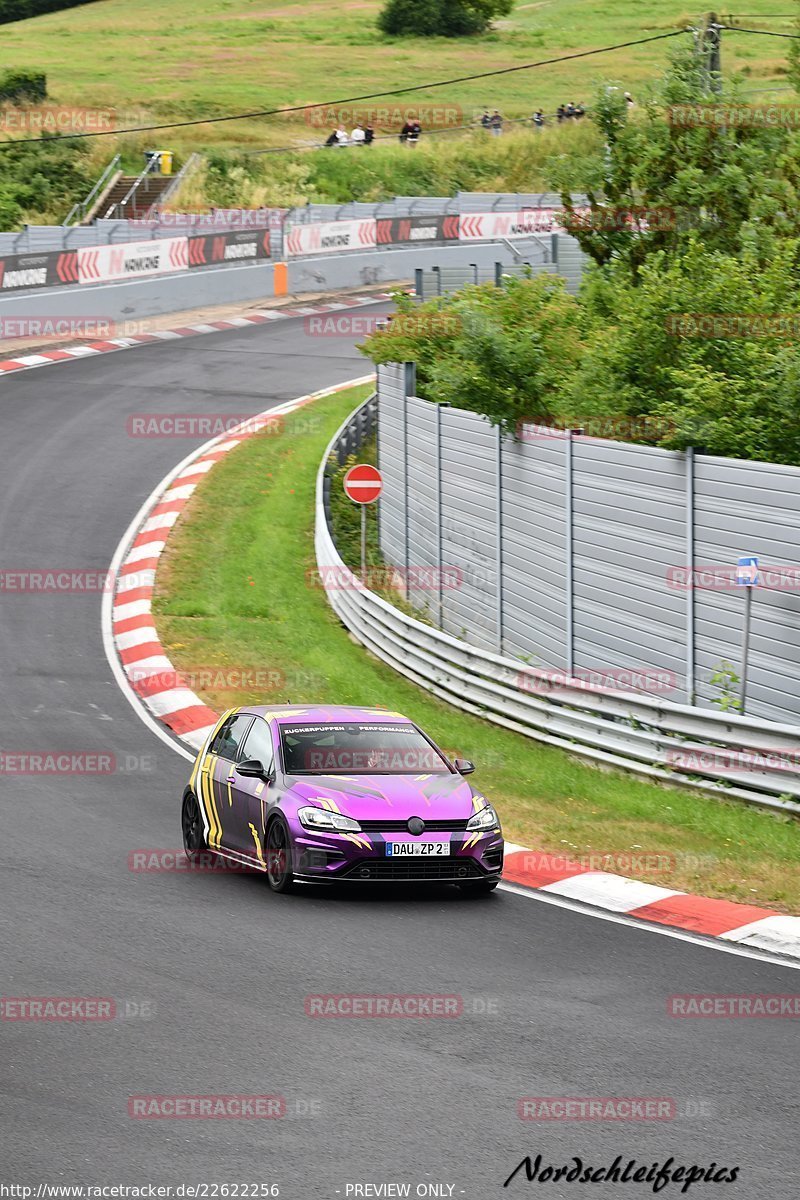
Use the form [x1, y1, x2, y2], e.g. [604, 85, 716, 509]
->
[386, 842, 448, 857]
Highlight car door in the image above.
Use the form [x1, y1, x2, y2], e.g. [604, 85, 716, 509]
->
[229, 716, 277, 868]
[207, 711, 255, 857]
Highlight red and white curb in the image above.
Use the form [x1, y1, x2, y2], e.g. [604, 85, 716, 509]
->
[105, 376, 374, 755]
[502, 845, 800, 961]
[0, 292, 396, 377]
[101, 372, 800, 964]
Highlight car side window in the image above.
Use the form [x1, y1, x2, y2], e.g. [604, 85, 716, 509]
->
[240, 717, 275, 772]
[209, 714, 254, 763]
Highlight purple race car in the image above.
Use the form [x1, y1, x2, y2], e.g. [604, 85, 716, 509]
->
[181, 705, 503, 894]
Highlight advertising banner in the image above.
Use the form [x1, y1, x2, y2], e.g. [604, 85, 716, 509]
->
[187, 229, 271, 268]
[0, 250, 79, 291]
[284, 218, 376, 257]
[77, 238, 189, 284]
[375, 214, 459, 246]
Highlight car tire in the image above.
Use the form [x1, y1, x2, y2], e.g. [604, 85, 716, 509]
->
[457, 879, 499, 896]
[265, 815, 295, 894]
[181, 791, 207, 858]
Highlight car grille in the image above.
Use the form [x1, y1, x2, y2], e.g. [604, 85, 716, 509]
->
[358, 819, 469, 832]
[339, 857, 485, 881]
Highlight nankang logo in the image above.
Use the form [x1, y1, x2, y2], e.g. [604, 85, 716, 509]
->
[3, 267, 47, 288]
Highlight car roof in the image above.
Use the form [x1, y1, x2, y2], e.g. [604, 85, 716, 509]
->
[236, 704, 412, 725]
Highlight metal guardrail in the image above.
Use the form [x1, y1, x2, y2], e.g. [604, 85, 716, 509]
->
[315, 398, 800, 815]
[63, 154, 122, 226]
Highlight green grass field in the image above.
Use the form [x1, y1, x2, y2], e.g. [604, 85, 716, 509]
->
[0, 0, 796, 162]
[152, 385, 800, 912]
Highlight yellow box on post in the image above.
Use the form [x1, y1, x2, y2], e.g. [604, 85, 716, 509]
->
[160, 150, 173, 176]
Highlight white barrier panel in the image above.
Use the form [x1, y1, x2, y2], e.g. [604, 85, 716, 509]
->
[78, 238, 189, 284]
[285, 219, 377, 257]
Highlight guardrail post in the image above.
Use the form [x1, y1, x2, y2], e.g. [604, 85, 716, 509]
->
[496, 424, 504, 654]
[686, 446, 696, 705]
[432, 266, 442, 296]
[551, 233, 559, 266]
[566, 429, 575, 676]
[414, 268, 423, 299]
[437, 402, 444, 629]
[403, 362, 416, 600]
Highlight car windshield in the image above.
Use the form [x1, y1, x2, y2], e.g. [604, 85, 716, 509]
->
[279, 722, 452, 775]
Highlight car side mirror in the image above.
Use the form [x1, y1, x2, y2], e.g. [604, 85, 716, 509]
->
[236, 758, 274, 782]
[453, 758, 475, 775]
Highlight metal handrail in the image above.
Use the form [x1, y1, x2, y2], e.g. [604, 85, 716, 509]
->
[63, 154, 121, 225]
[103, 154, 161, 221]
[315, 399, 800, 815]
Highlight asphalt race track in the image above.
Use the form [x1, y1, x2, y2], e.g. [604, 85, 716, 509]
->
[1, 305, 797, 1199]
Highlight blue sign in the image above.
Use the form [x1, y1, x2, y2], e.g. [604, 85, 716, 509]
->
[736, 556, 759, 587]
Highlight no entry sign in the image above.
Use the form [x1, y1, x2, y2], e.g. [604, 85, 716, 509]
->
[343, 464, 383, 504]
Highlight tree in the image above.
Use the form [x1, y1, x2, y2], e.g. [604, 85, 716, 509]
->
[378, 0, 513, 37]
[554, 46, 799, 280]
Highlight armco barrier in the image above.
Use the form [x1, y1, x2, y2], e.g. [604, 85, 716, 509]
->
[315, 397, 800, 814]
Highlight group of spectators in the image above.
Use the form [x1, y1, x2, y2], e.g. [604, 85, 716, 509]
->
[323, 93, 632, 148]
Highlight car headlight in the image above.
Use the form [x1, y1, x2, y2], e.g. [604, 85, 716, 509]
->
[466, 804, 500, 832]
[297, 806, 362, 833]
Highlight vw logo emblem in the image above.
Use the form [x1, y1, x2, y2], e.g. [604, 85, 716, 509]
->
[407, 816, 425, 836]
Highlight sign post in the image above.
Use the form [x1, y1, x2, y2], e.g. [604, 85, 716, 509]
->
[343, 464, 383, 583]
[735, 555, 759, 714]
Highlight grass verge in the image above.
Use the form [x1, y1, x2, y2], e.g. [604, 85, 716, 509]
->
[153, 384, 800, 912]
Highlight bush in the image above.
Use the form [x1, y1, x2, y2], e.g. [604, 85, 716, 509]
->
[0, 69, 46, 103]
[378, 0, 513, 37]
[0, 0, 99, 25]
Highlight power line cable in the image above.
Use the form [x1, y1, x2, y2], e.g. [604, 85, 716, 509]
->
[0, 28, 687, 150]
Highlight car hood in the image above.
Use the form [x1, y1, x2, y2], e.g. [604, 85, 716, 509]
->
[283, 772, 482, 820]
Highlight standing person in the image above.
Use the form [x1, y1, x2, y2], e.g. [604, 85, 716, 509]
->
[401, 119, 421, 146]
[556, 104, 566, 123]
[532, 109, 544, 130]
[334, 125, 349, 146]
[565, 102, 576, 119]
[480, 109, 491, 129]
[574, 103, 585, 119]
[350, 123, 366, 145]
[489, 110, 503, 137]
[324, 128, 339, 147]
[364, 122, 375, 145]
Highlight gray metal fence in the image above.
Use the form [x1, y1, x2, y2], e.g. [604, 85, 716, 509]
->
[377, 362, 800, 727]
